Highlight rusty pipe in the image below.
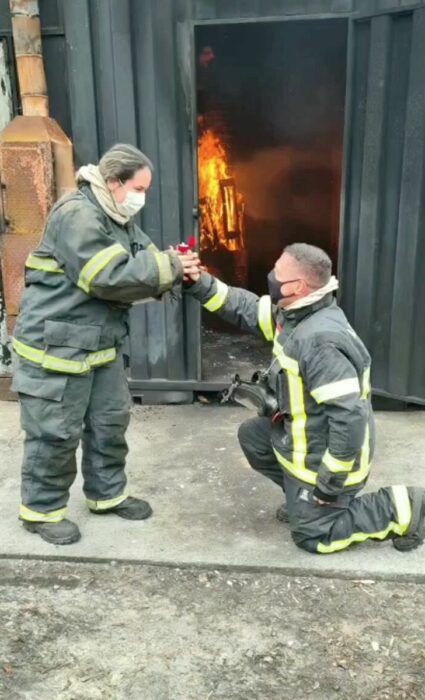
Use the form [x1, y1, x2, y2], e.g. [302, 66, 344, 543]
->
[9, 0, 48, 117]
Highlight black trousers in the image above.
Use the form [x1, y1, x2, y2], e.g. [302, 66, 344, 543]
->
[238, 416, 412, 554]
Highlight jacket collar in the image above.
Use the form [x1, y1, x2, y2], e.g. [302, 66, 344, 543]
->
[279, 293, 335, 328]
[79, 183, 131, 231]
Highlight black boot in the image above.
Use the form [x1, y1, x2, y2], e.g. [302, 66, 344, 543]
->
[21, 518, 81, 545]
[393, 488, 425, 552]
[276, 502, 289, 523]
[89, 496, 153, 521]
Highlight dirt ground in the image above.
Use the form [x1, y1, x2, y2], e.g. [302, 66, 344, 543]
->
[0, 559, 424, 700]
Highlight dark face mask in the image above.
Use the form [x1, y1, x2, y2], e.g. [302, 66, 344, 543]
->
[267, 271, 282, 305]
[267, 270, 301, 305]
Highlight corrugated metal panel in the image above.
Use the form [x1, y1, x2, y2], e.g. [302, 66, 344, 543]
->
[0, 0, 424, 402]
[126, 0, 199, 396]
[339, 6, 425, 403]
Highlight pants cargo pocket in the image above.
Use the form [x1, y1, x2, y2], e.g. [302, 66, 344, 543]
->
[13, 367, 70, 440]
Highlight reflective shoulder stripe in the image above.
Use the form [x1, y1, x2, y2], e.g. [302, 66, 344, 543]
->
[152, 251, 173, 288]
[272, 340, 299, 374]
[78, 243, 128, 294]
[147, 242, 159, 253]
[257, 295, 274, 342]
[26, 254, 64, 274]
[19, 505, 67, 523]
[12, 338, 116, 375]
[361, 366, 371, 399]
[203, 279, 229, 312]
[86, 493, 128, 511]
[322, 450, 355, 473]
[311, 377, 361, 404]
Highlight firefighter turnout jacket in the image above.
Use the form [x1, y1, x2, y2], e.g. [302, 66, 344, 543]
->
[12, 184, 183, 379]
[187, 273, 374, 502]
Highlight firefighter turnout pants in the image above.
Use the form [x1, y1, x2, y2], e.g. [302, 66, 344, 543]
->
[238, 416, 412, 554]
[14, 355, 131, 523]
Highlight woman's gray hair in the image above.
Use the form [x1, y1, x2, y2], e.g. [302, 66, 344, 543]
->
[98, 143, 154, 183]
[284, 242, 332, 288]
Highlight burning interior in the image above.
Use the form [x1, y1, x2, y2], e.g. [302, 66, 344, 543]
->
[195, 20, 347, 380]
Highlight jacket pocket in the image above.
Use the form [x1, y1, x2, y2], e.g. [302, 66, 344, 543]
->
[42, 321, 103, 375]
[276, 371, 291, 414]
[44, 320, 101, 351]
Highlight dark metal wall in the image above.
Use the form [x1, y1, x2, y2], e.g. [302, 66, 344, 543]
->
[339, 4, 425, 404]
[0, 0, 203, 402]
[0, 0, 424, 402]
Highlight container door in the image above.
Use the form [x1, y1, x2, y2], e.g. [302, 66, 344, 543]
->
[339, 5, 425, 404]
[176, 20, 202, 384]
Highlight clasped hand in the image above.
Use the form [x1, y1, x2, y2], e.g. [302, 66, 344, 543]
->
[169, 247, 202, 281]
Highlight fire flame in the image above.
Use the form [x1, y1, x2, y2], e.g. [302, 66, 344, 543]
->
[197, 128, 245, 253]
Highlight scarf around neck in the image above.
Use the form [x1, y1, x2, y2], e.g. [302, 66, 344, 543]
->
[76, 164, 129, 226]
[284, 275, 339, 312]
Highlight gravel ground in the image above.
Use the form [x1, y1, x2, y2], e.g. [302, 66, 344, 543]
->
[0, 559, 424, 700]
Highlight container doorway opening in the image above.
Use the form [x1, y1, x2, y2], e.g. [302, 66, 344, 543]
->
[195, 19, 348, 382]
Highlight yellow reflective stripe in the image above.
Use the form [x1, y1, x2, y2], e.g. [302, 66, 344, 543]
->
[273, 425, 371, 488]
[203, 279, 229, 312]
[41, 349, 116, 374]
[78, 243, 127, 293]
[317, 483, 411, 553]
[273, 342, 299, 374]
[12, 338, 116, 375]
[26, 254, 64, 274]
[391, 485, 412, 534]
[287, 371, 307, 473]
[86, 349, 116, 368]
[19, 505, 67, 523]
[272, 354, 308, 482]
[86, 493, 128, 511]
[153, 251, 173, 288]
[322, 450, 355, 473]
[317, 520, 406, 554]
[257, 295, 274, 341]
[362, 366, 371, 399]
[12, 337, 43, 364]
[147, 242, 159, 253]
[273, 448, 317, 485]
[311, 377, 361, 404]
[271, 351, 371, 489]
[41, 355, 92, 374]
[345, 423, 371, 486]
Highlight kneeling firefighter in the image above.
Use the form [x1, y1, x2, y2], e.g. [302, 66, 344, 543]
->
[185, 242, 425, 554]
[12, 143, 200, 545]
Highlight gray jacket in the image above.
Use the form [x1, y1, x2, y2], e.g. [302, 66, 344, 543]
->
[187, 273, 374, 501]
[12, 183, 183, 377]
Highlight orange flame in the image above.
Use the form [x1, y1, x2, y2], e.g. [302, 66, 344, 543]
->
[197, 129, 245, 253]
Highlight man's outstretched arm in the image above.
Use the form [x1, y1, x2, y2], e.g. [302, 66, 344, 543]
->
[185, 272, 277, 342]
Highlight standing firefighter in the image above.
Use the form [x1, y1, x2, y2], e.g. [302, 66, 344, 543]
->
[12, 143, 200, 545]
[186, 243, 425, 554]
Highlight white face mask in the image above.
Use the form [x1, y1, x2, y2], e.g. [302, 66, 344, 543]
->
[116, 190, 146, 217]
